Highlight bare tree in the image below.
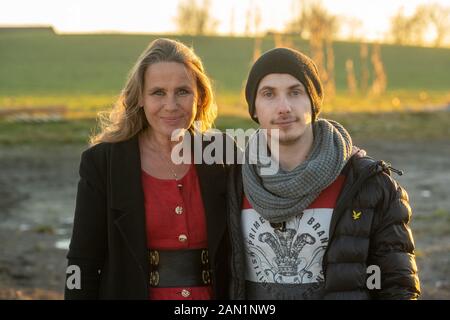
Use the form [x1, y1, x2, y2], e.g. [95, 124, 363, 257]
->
[286, 1, 342, 100]
[419, 3, 450, 47]
[303, 2, 339, 100]
[389, 7, 415, 45]
[273, 33, 294, 48]
[341, 17, 364, 41]
[175, 0, 218, 35]
[409, 11, 428, 46]
[229, 7, 235, 36]
[345, 59, 357, 95]
[360, 43, 369, 94]
[324, 33, 336, 99]
[253, 37, 262, 62]
[244, 1, 263, 37]
[389, 4, 449, 47]
[286, 0, 308, 38]
[286, 0, 340, 39]
[254, 6, 262, 36]
[370, 43, 387, 96]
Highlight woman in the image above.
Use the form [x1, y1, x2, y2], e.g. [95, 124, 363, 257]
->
[65, 38, 230, 300]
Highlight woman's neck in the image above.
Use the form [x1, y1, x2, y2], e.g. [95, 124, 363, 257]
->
[140, 128, 177, 155]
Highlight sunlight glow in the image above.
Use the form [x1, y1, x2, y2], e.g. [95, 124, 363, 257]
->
[1, 0, 449, 41]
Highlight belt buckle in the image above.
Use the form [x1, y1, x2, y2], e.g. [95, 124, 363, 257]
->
[149, 250, 160, 287]
[202, 270, 211, 285]
[149, 250, 159, 266]
[149, 270, 160, 287]
[147, 248, 211, 287]
[201, 249, 209, 265]
[201, 249, 211, 285]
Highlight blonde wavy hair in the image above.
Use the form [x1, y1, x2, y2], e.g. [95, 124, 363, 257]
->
[90, 38, 217, 145]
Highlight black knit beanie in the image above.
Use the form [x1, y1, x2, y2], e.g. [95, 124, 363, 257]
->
[245, 47, 323, 123]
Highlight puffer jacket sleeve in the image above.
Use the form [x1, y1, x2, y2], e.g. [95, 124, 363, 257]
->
[64, 147, 107, 299]
[368, 173, 421, 299]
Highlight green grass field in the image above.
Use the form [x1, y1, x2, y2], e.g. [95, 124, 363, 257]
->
[1, 30, 449, 104]
[1, 29, 449, 144]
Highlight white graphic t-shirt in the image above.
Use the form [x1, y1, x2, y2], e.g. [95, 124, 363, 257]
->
[241, 175, 345, 299]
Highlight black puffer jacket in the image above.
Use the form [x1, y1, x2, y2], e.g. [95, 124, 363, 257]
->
[228, 149, 420, 299]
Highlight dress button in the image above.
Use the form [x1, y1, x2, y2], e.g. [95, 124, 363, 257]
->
[178, 234, 188, 242]
[181, 289, 190, 298]
[175, 206, 183, 215]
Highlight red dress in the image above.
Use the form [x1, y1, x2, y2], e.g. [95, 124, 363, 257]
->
[141, 164, 213, 300]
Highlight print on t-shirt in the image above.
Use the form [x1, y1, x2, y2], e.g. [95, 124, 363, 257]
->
[242, 207, 332, 285]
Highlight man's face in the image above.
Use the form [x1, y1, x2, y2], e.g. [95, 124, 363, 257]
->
[254, 73, 313, 145]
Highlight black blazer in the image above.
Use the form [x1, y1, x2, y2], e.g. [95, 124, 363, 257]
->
[65, 134, 230, 299]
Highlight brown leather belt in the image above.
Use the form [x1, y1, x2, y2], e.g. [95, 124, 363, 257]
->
[148, 249, 212, 287]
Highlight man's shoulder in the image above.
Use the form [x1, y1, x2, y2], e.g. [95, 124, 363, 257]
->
[347, 148, 404, 200]
[348, 148, 378, 173]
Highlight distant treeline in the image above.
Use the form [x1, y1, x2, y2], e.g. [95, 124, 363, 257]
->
[0, 26, 55, 34]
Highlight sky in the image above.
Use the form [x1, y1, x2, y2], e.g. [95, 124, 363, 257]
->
[1, 0, 449, 41]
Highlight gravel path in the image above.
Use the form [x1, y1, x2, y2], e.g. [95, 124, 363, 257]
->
[0, 140, 449, 299]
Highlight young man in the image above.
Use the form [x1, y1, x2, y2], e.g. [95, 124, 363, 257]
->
[228, 47, 420, 299]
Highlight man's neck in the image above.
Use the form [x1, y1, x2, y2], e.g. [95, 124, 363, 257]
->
[276, 131, 314, 172]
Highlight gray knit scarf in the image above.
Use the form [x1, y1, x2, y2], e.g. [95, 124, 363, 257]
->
[242, 119, 352, 223]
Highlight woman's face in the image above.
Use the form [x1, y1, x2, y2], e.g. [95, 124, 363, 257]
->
[141, 61, 198, 139]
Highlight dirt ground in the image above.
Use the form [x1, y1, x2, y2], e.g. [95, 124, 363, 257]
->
[0, 139, 449, 300]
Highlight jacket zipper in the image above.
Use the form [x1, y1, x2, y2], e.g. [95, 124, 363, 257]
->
[379, 160, 404, 176]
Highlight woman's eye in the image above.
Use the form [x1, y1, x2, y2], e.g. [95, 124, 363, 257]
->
[152, 90, 165, 96]
[263, 91, 273, 98]
[178, 89, 190, 96]
[291, 90, 301, 96]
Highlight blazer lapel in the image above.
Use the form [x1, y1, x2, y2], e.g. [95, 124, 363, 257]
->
[195, 161, 227, 266]
[110, 135, 149, 280]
